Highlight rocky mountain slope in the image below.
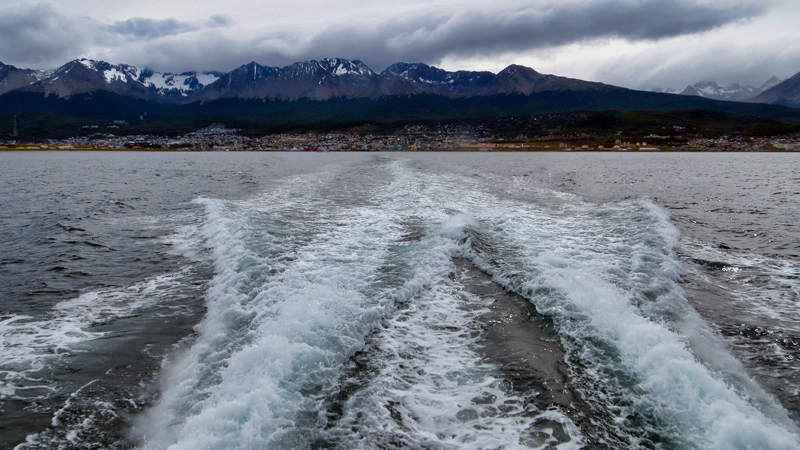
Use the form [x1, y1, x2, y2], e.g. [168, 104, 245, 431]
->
[749, 71, 800, 108]
[0, 62, 51, 95]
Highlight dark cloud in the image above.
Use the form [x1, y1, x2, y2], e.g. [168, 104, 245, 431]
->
[0, 3, 85, 67]
[107, 15, 231, 39]
[0, 2, 233, 68]
[295, 0, 768, 70]
[0, 0, 781, 89]
[107, 18, 197, 39]
[591, 31, 800, 90]
[207, 15, 233, 28]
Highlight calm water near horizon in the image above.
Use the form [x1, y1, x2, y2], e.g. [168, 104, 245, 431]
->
[1, 151, 799, 449]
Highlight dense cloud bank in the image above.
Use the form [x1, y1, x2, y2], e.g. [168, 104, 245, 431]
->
[0, 0, 797, 90]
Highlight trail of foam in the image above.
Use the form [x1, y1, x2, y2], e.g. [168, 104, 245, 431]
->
[134, 157, 800, 449]
[134, 167, 415, 449]
[466, 197, 800, 448]
[135, 160, 586, 449]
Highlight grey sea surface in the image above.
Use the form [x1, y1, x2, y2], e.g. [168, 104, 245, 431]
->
[0, 151, 798, 449]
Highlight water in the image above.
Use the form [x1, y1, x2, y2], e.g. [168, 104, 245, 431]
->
[1, 151, 799, 449]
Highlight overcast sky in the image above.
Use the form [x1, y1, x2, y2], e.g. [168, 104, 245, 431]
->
[1, 0, 798, 90]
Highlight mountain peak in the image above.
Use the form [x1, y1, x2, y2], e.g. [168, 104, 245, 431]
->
[68, 58, 116, 73]
[315, 58, 374, 77]
[499, 64, 541, 76]
[233, 61, 277, 81]
[383, 62, 431, 74]
[750, 69, 800, 107]
[382, 62, 451, 83]
[759, 76, 783, 91]
[0, 61, 45, 95]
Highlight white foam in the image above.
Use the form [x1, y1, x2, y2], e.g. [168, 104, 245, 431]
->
[14, 379, 124, 450]
[161, 221, 206, 261]
[0, 270, 194, 401]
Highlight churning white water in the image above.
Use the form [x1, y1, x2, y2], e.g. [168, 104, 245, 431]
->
[126, 158, 800, 450]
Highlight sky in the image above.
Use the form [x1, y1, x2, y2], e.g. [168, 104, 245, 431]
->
[1, 0, 798, 91]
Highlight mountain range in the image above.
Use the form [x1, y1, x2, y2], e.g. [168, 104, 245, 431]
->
[678, 77, 783, 102]
[0, 57, 626, 104]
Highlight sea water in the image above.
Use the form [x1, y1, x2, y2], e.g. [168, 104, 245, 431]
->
[1, 151, 798, 449]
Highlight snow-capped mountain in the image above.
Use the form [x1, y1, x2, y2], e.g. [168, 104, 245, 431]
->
[3, 58, 221, 102]
[749, 71, 800, 108]
[678, 77, 783, 102]
[194, 58, 383, 101]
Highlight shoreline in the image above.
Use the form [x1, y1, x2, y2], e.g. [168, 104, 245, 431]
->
[2, 148, 799, 153]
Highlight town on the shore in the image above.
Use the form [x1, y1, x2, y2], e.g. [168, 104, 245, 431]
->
[2, 123, 799, 152]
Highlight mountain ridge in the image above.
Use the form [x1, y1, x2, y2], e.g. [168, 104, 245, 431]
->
[0, 57, 618, 104]
[678, 77, 782, 102]
[4, 58, 799, 108]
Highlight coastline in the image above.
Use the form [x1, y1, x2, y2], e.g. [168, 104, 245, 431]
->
[2, 147, 799, 152]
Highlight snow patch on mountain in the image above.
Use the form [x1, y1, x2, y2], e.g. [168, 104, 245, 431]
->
[194, 73, 220, 86]
[104, 67, 129, 83]
[321, 58, 373, 77]
[33, 70, 55, 81]
[78, 59, 95, 70]
[141, 72, 220, 93]
[333, 65, 351, 76]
